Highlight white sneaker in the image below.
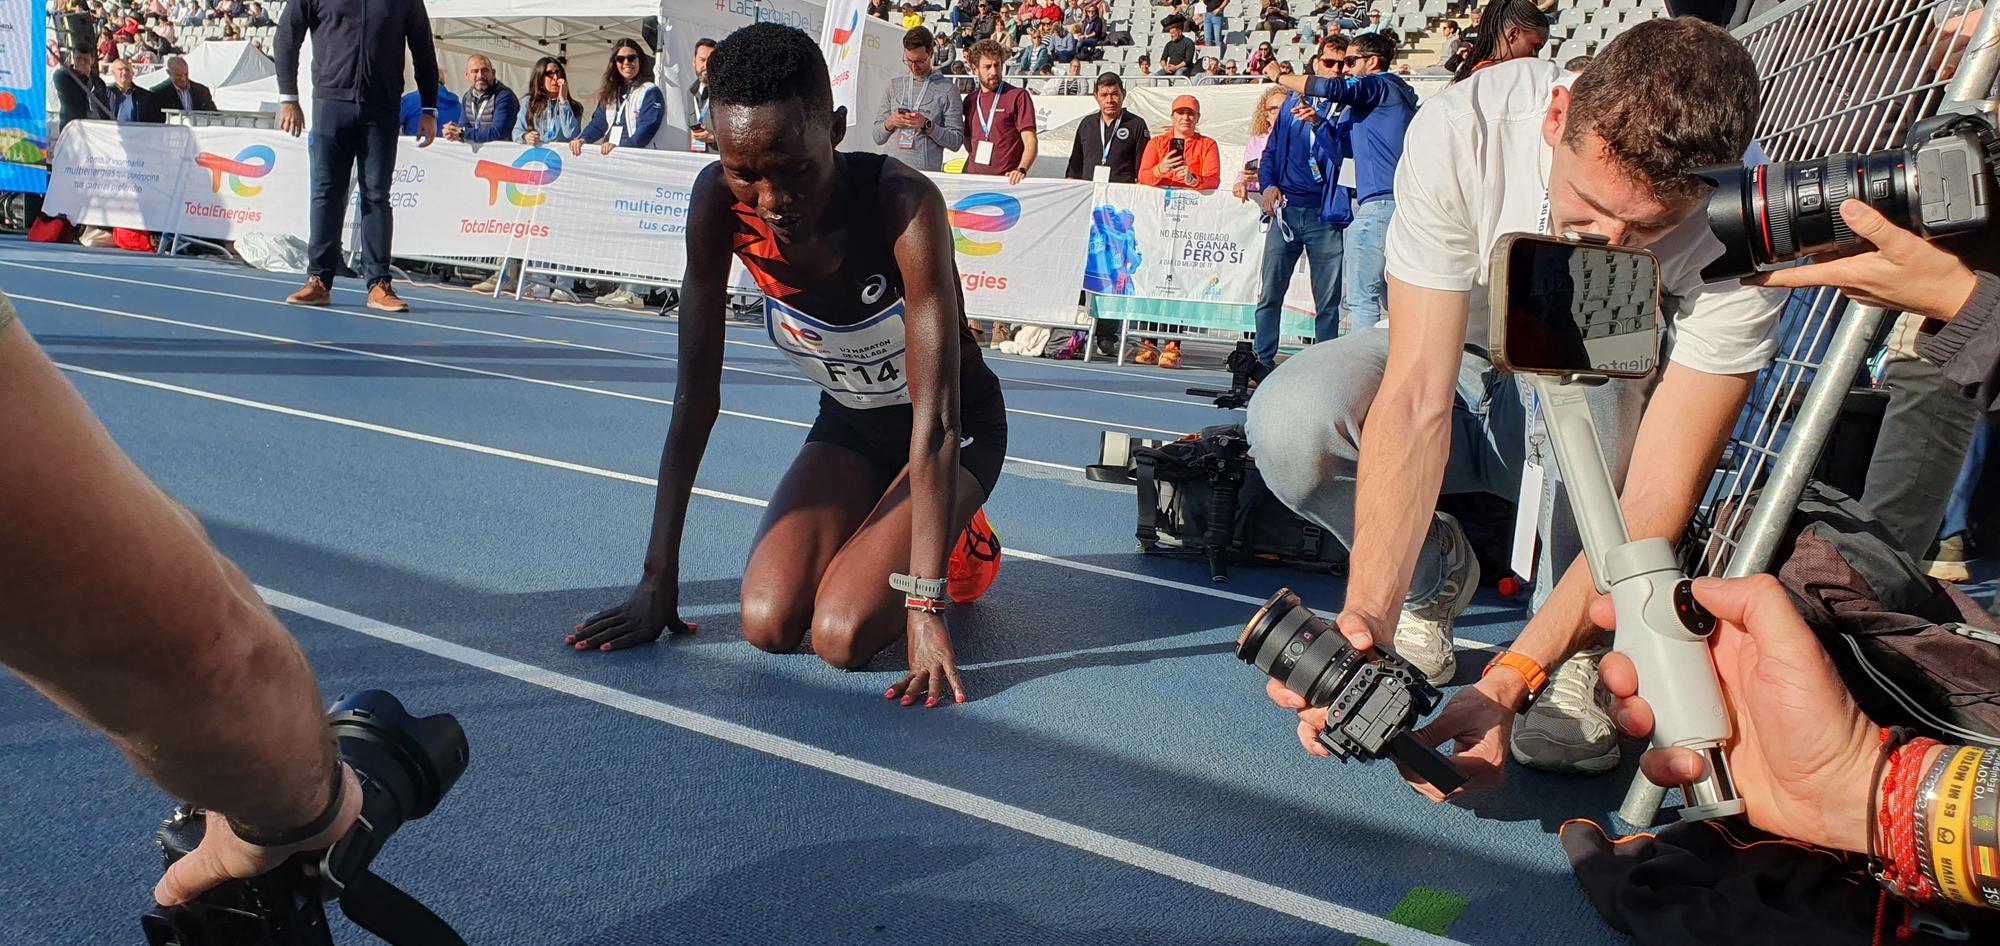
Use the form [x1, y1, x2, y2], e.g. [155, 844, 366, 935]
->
[595, 288, 643, 309]
[1393, 512, 1479, 686]
[1509, 646, 1621, 774]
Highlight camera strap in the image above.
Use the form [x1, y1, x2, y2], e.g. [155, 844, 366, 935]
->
[338, 869, 468, 946]
[1509, 191, 1555, 584]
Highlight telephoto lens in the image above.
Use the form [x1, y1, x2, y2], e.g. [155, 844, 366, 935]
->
[1236, 589, 1467, 793]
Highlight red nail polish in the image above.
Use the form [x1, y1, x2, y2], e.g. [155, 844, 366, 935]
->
[956, 695, 966, 704]
[925, 697, 938, 707]
[884, 689, 897, 698]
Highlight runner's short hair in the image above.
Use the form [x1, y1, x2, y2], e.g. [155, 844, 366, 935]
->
[708, 23, 835, 126]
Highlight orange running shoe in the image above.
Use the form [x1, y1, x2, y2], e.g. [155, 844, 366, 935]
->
[947, 508, 1002, 604]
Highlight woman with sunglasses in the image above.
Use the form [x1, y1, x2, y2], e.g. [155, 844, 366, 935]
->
[571, 39, 664, 156]
[514, 55, 580, 146]
[571, 38, 665, 309]
[475, 56, 585, 300]
[569, 24, 1006, 708]
[1232, 86, 1288, 202]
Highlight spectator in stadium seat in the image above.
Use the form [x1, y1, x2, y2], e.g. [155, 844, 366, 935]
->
[1160, 21, 1197, 76]
[951, 0, 975, 30]
[1251, 34, 1348, 370]
[401, 67, 460, 136]
[1226, 59, 1242, 75]
[246, 1, 271, 26]
[1232, 84, 1286, 201]
[444, 55, 518, 144]
[1356, 9, 1386, 35]
[1053, 22, 1081, 63]
[685, 39, 717, 153]
[1196, 56, 1225, 82]
[1038, 58, 1086, 95]
[1078, 11, 1103, 57]
[971, 1, 999, 43]
[1248, 40, 1273, 73]
[869, 0, 893, 19]
[1139, 94, 1221, 188]
[1038, 0, 1062, 26]
[875, 27, 964, 173]
[935, 32, 962, 68]
[1260, 0, 1296, 39]
[52, 42, 112, 135]
[573, 38, 665, 310]
[1252, 19, 1788, 793]
[1136, 53, 1153, 75]
[1435, 19, 1463, 70]
[1451, 0, 1548, 83]
[901, 3, 924, 30]
[145, 54, 216, 120]
[1274, 30, 1413, 327]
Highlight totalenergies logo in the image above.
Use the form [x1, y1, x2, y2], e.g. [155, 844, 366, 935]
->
[949, 192, 1020, 257]
[194, 145, 275, 197]
[830, 9, 860, 61]
[472, 147, 564, 207]
[779, 323, 826, 349]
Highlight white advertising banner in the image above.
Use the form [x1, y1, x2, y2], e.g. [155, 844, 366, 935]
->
[820, 0, 869, 126]
[929, 173, 1093, 324]
[1085, 181, 1261, 303]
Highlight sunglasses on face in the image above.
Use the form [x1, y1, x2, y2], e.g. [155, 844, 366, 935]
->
[1319, 57, 1341, 67]
[614, 54, 640, 63]
[544, 67, 563, 76]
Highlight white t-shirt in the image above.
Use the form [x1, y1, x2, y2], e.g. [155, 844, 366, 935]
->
[1383, 59, 1789, 376]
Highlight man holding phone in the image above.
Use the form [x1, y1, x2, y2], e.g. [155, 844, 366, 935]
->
[874, 27, 965, 172]
[1247, 18, 1792, 793]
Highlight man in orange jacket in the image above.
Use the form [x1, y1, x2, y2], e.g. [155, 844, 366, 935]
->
[1138, 94, 1221, 189]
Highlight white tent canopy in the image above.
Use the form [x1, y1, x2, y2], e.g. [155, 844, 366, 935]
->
[137, 41, 277, 92]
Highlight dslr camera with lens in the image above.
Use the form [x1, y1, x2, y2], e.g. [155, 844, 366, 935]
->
[1235, 589, 1467, 794]
[1697, 107, 1998, 282]
[141, 690, 470, 946]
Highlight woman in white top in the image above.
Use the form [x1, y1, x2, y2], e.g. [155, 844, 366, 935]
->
[570, 38, 667, 309]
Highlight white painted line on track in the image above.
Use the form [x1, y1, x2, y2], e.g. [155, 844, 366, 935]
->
[0, 259, 1192, 436]
[12, 293, 1083, 476]
[55, 362, 1499, 653]
[255, 585, 1474, 946]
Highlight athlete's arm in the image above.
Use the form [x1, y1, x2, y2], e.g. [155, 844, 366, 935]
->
[883, 160, 969, 705]
[570, 165, 732, 651]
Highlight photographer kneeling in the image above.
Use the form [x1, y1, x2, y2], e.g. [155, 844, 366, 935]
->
[1250, 16, 1790, 795]
[0, 293, 360, 906]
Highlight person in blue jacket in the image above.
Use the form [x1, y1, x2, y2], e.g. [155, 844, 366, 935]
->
[443, 55, 518, 144]
[570, 38, 666, 309]
[1254, 34, 1353, 371]
[1276, 31, 1417, 327]
[400, 67, 459, 135]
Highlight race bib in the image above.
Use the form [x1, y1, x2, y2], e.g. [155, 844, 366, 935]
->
[766, 295, 911, 409]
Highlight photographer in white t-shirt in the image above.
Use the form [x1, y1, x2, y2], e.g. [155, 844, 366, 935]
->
[1245, 17, 1792, 797]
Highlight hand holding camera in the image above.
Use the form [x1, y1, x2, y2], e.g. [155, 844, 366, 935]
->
[1745, 199, 1979, 321]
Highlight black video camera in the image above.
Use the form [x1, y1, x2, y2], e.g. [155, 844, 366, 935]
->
[1185, 340, 1268, 410]
[141, 691, 470, 946]
[1235, 589, 1466, 794]
[1697, 109, 1999, 282]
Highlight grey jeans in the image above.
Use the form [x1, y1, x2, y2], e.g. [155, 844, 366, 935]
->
[1244, 329, 1650, 608]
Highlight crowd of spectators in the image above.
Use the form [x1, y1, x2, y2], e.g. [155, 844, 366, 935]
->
[49, 0, 277, 68]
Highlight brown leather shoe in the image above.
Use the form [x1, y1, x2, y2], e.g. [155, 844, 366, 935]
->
[367, 282, 409, 313]
[286, 276, 331, 306]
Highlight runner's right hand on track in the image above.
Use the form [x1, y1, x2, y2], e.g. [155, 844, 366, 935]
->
[569, 580, 696, 651]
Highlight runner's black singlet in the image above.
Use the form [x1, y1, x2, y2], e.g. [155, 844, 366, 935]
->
[729, 152, 1007, 498]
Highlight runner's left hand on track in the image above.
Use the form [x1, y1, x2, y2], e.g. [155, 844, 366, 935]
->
[569, 580, 696, 651]
[887, 613, 966, 707]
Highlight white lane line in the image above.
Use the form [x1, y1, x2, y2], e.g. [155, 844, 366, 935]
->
[0, 260, 1188, 437]
[12, 293, 1084, 476]
[56, 363, 1499, 652]
[255, 585, 1473, 946]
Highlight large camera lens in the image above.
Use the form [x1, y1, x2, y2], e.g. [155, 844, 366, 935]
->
[1235, 588, 1364, 707]
[328, 691, 469, 852]
[1697, 149, 1912, 282]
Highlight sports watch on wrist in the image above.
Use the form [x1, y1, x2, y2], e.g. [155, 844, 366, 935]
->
[1481, 650, 1550, 714]
[890, 573, 948, 613]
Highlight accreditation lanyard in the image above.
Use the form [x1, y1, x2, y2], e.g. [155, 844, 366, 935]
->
[975, 83, 1008, 140]
[1302, 95, 1331, 182]
[1512, 187, 1558, 583]
[1100, 115, 1118, 166]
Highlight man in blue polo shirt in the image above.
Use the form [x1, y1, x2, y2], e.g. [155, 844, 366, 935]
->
[1277, 31, 1416, 327]
[1254, 34, 1352, 371]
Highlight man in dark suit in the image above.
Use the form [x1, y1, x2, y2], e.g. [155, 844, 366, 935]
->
[145, 56, 217, 121]
[52, 43, 112, 135]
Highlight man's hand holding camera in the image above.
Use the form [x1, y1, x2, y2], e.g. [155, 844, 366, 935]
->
[154, 762, 364, 907]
